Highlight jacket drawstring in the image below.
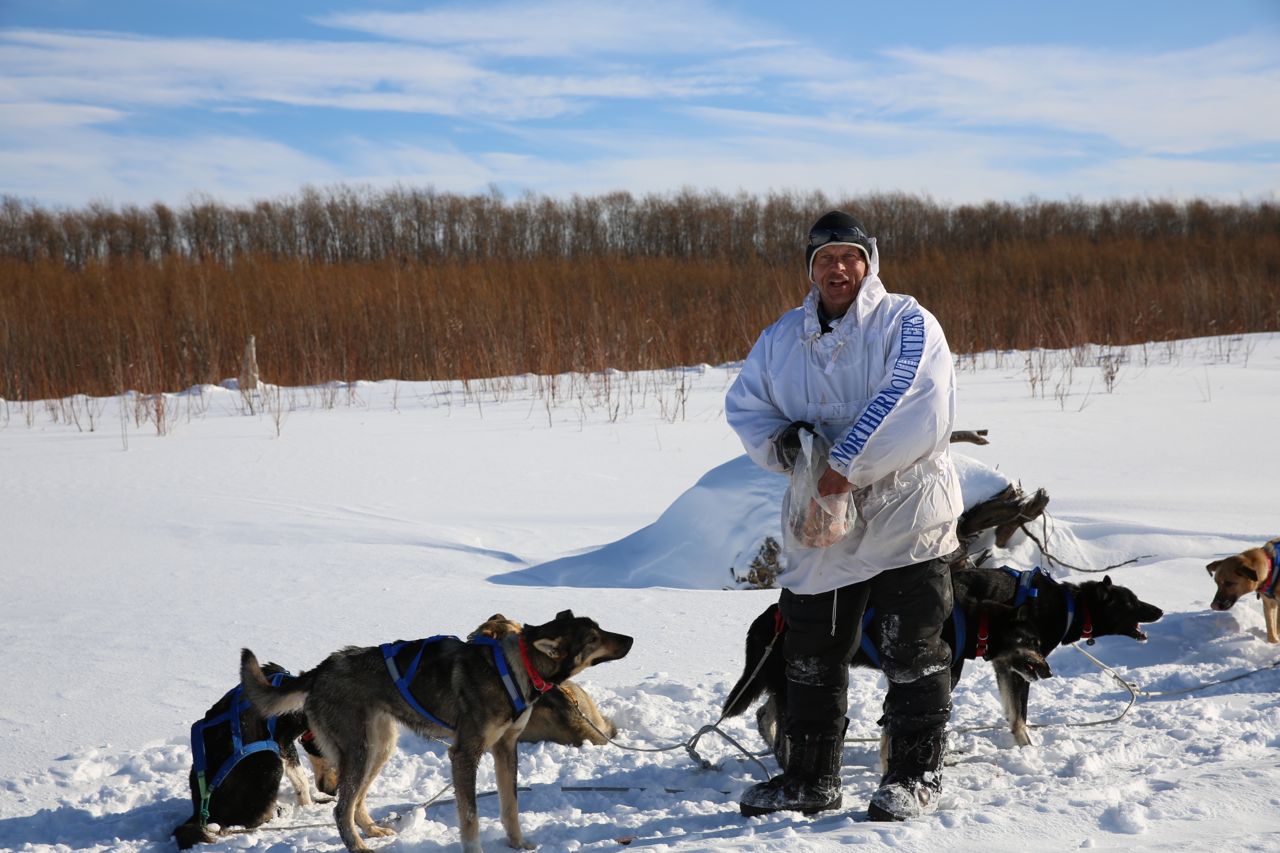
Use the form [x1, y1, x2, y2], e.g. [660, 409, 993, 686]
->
[831, 586, 838, 636]
[823, 338, 846, 375]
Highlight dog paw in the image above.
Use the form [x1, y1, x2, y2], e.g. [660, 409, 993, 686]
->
[364, 824, 396, 838]
[1003, 649, 1052, 682]
[506, 839, 537, 850]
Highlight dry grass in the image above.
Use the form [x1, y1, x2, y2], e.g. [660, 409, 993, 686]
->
[2, 190, 1277, 400]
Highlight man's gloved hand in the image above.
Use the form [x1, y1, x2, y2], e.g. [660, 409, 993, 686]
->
[774, 420, 815, 470]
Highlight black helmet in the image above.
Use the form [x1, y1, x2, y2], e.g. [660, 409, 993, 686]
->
[805, 210, 872, 280]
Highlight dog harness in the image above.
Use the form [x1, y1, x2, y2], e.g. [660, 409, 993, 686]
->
[975, 566, 1093, 654]
[190, 672, 288, 826]
[1260, 547, 1279, 600]
[773, 565, 1096, 667]
[857, 606, 969, 669]
[1002, 565, 1043, 607]
[861, 566, 1045, 664]
[969, 566, 1094, 658]
[380, 635, 533, 730]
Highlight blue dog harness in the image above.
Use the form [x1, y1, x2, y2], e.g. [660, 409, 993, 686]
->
[1002, 565, 1043, 608]
[380, 635, 529, 730]
[858, 606, 969, 669]
[997, 565, 1092, 647]
[855, 565, 1091, 665]
[190, 671, 288, 826]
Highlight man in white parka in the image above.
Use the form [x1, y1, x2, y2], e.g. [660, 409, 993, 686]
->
[727, 210, 964, 821]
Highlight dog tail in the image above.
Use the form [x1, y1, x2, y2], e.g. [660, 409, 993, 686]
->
[721, 604, 785, 719]
[240, 648, 311, 717]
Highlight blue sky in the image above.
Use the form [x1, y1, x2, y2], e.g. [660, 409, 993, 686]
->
[2, 0, 1277, 208]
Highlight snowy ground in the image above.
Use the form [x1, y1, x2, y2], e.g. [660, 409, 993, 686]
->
[3, 333, 1279, 852]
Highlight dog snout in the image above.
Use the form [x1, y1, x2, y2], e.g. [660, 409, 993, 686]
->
[602, 632, 634, 661]
[1210, 596, 1237, 611]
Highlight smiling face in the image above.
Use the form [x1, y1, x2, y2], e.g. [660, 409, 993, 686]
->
[811, 243, 868, 318]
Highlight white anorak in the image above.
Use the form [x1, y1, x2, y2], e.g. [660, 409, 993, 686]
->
[725, 241, 963, 594]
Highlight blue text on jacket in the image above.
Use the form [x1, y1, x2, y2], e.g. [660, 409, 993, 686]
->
[830, 312, 925, 468]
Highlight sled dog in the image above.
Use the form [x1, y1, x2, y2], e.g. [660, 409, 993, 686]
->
[173, 662, 336, 848]
[241, 610, 633, 853]
[1206, 537, 1280, 643]
[723, 567, 1163, 761]
[469, 613, 619, 746]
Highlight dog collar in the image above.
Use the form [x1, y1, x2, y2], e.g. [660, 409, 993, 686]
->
[1062, 591, 1094, 646]
[1262, 547, 1280, 600]
[975, 611, 991, 659]
[1080, 601, 1095, 645]
[517, 635, 557, 695]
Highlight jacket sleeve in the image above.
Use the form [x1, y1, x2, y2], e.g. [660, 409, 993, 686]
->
[827, 306, 955, 488]
[725, 328, 792, 473]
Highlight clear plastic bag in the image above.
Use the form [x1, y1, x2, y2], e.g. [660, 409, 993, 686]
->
[782, 429, 857, 550]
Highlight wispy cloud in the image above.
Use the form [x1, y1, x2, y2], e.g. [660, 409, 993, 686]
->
[0, 28, 738, 121]
[1, 1, 1276, 206]
[0, 126, 342, 206]
[0, 101, 125, 130]
[860, 36, 1280, 152]
[313, 0, 783, 58]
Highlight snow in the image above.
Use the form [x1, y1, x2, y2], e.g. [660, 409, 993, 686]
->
[3, 334, 1279, 852]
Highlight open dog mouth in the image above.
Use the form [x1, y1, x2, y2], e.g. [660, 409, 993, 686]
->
[1126, 604, 1167, 637]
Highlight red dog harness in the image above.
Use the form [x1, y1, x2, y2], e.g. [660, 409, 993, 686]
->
[974, 568, 1094, 659]
[1260, 546, 1280, 600]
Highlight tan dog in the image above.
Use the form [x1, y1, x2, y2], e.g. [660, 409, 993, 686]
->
[1206, 538, 1280, 643]
[470, 614, 618, 746]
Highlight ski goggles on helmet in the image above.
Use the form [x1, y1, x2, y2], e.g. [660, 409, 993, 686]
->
[808, 225, 869, 248]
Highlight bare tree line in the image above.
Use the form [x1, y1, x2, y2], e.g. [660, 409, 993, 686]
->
[1, 188, 1277, 401]
[2, 187, 1276, 267]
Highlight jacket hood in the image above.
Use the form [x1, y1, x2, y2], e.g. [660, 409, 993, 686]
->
[803, 253, 887, 341]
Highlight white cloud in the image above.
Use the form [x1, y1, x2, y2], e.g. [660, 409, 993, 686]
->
[860, 36, 1280, 152]
[336, 124, 1280, 205]
[5, 114, 1276, 209]
[0, 101, 125, 129]
[314, 0, 781, 58]
[0, 28, 738, 121]
[1, 7, 1276, 206]
[0, 128, 342, 206]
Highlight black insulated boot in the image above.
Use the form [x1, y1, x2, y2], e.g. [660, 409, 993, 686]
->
[739, 728, 844, 817]
[867, 726, 946, 822]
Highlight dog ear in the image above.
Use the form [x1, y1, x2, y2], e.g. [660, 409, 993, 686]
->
[1239, 563, 1262, 582]
[1102, 575, 1113, 587]
[488, 613, 506, 621]
[1205, 561, 1220, 575]
[556, 609, 575, 620]
[534, 637, 566, 659]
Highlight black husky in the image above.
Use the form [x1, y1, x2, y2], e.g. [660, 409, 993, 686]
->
[723, 567, 1163, 761]
[174, 662, 336, 848]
